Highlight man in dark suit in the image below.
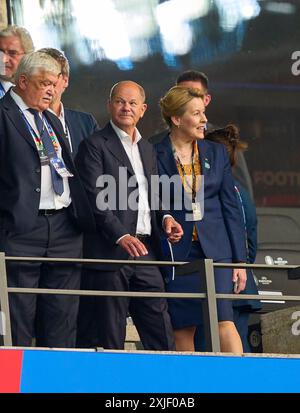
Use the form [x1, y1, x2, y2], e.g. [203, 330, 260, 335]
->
[38, 48, 100, 157]
[0, 51, 94, 347]
[0, 25, 34, 98]
[75, 80, 183, 350]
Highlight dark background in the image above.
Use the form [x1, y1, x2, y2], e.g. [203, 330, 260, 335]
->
[10, 0, 300, 207]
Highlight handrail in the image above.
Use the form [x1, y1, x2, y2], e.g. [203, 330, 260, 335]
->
[4, 255, 300, 269]
[1, 251, 300, 351]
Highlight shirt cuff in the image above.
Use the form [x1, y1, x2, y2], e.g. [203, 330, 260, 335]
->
[116, 233, 130, 244]
[162, 214, 173, 228]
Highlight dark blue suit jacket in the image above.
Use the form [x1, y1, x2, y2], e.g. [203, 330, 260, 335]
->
[75, 122, 167, 270]
[64, 108, 99, 157]
[154, 134, 247, 263]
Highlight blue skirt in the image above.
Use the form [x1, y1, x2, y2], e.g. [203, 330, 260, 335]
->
[166, 242, 234, 329]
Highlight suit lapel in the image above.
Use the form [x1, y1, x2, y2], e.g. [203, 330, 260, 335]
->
[155, 134, 178, 177]
[102, 123, 135, 176]
[2, 93, 37, 151]
[64, 110, 77, 153]
[138, 138, 153, 182]
[64, 110, 73, 135]
[197, 139, 210, 177]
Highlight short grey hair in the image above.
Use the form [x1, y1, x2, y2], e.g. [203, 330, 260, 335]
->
[14, 51, 61, 83]
[0, 25, 34, 54]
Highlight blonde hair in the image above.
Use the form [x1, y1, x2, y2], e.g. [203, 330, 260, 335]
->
[160, 86, 204, 128]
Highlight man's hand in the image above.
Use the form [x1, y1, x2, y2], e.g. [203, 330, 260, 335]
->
[163, 217, 183, 243]
[118, 235, 148, 257]
[232, 268, 247, 294]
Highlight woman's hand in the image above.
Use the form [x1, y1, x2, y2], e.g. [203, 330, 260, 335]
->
[163, 217, 184, 243]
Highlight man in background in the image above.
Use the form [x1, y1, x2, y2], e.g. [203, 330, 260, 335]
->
[0, 25, 34, 97]
[39, 47, 100, 156]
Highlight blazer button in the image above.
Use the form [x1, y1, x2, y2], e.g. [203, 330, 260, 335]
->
[35, 168, 41, 173]
[35, 188, 41, 193]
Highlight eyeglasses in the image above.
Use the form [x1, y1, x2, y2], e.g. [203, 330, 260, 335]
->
[0, 49, 25, 58]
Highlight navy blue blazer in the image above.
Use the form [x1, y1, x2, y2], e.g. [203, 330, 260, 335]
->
[0, 93, 95, 234]
[154, 134, 247, 263]
[64, 108, 100, 157]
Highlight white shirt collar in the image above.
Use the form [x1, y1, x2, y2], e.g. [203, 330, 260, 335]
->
[110, 120, 142, 144]
[48, 102, 65, 122]
[10, 88, 31, 112]
[1, 79, 14, 92]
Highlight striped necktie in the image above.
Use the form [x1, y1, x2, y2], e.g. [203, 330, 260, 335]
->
[29, 108, 64, 196]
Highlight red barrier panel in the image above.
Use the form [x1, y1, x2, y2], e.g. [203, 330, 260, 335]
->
[0, 350, 23, 393]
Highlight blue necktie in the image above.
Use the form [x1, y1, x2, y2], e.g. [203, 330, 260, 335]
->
[29, 109, 64, 196]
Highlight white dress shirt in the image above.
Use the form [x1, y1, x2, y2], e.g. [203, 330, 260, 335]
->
[48, 103, 73, 153]
[10, 89, 71, 210]
[1, 79, 14, 92]
[110, 121, 151, 236]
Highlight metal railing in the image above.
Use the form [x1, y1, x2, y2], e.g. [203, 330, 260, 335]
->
[1, 251, 300, 352]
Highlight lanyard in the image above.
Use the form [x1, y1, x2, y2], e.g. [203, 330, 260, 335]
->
[173, 143, 197, 202]
[43, 116, 59, 152]
[20, 110, 59, 156]
[21, 110, 45, 154]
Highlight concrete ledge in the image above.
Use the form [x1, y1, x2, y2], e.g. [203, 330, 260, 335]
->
[261, 305, 300, 354]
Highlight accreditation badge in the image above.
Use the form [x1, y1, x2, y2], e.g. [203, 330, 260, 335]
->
[50, 156, 74, 178]
[191, 202, 203, 221]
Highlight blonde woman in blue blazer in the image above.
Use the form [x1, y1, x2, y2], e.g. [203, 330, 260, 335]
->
[154, 86, 247, 353]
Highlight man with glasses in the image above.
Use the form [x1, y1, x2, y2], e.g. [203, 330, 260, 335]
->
[0, 25, 34, 98]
